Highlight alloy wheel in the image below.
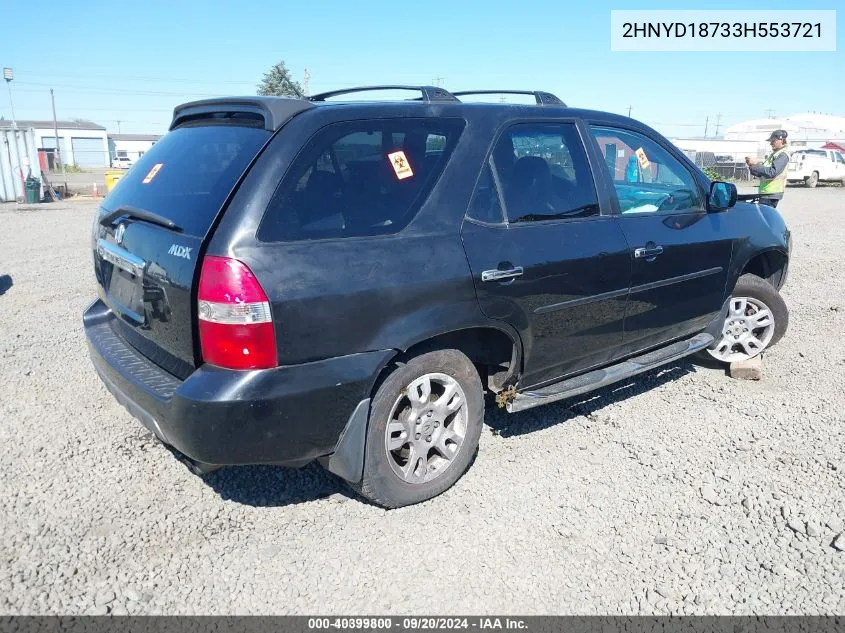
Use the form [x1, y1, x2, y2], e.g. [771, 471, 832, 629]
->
[384, 373, 468, 484]
[708, 296, 776, 363]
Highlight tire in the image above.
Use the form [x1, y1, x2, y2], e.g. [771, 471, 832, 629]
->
[706, 273, 789, 364]
[805, 171, 819, 188]
[353, 349, 484, 509]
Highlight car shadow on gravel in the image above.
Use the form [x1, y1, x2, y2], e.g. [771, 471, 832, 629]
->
[485, 359, 701, 437]
[201, 462, 355, 508]
[199, 358, 712, 508]
[0, 274, 12, 296]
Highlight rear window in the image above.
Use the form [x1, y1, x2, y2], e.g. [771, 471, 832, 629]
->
[257, 118, 465, 242]
[102, 124, 271, 236]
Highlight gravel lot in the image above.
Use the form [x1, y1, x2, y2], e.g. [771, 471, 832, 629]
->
[1, 187, 843, 616]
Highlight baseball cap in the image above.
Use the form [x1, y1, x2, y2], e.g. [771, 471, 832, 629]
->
[767, 129, 788, 142]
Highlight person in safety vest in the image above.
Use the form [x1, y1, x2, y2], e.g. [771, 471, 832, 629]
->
[745, 130, 790, 208]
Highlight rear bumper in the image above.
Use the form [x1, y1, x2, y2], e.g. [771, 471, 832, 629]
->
[84, 299, 392, 467]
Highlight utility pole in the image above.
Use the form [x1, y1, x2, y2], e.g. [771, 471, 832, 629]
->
[50, 89, 65, 178]
[704, 115, 709, 137]
[303, 67, 311, 96]
[115, 120, 122, 134]
[627, 105, 632, 117]
[714, 113, 722, 137]
[765, 108, 775, 119]
[432, 76, 445, 87]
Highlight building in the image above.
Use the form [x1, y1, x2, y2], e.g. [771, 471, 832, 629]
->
[670, 138, 761, 162]
[11, 119, 109, 168]
[670, 112, 845, 169]
[108, 134, 162, 163]
[722, 113, 845, 151]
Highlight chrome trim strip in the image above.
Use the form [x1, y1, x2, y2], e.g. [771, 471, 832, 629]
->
[96, 239, 146, 278]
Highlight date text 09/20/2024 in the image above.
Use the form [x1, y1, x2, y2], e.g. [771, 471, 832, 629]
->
[307, 618, 528, 630]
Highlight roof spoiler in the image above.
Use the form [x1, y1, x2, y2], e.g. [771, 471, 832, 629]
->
[170, 97, 314, 132]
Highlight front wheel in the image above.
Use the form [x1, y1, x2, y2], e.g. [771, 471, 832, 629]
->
[707, 274, 789, 364]
[353, 349, 484, 508]
[805, 171, 819, 188]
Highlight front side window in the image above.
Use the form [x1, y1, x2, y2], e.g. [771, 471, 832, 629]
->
[836, 153, 845, 165]
[259, 118, 464, 241]
[590, 125, 704, 215]
[492, 122, 600, 223]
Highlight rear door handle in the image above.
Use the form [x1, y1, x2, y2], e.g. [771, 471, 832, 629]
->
[634, 246, 664, 259]
[481, 267, 524, 282]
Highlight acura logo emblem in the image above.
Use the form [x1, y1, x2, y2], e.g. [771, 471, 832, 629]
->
[114, 224, 126, 245]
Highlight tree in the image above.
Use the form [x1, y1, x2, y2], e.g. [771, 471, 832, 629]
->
[257, 60, 304, 98]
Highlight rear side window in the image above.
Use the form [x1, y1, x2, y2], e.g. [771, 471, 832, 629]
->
[102, 125, 271, 237]
[258, 118, 465, 241]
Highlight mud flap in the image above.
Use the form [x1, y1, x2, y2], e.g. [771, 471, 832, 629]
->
[319, 398, 371, 483]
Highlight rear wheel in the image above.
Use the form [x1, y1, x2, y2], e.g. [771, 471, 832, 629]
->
[805, 171, 819, 188]
[353, 349, 484, 508]
[707, 274, 788, 364]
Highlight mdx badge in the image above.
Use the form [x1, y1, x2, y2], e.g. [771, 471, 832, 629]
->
[168, 244, 192, 260]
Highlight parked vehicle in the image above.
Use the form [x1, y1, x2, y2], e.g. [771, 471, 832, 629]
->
[786, 148, 845, 187]
[83, 86, 791, 508]
[111, 156, 133, 169]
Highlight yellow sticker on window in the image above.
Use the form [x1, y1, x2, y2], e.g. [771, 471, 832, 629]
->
[635, 147, 650, 170]
[142, 163, 163, 184]
[387, 151, 414, 180]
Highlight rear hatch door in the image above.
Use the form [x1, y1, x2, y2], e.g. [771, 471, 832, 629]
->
[93, 121, 272, 378]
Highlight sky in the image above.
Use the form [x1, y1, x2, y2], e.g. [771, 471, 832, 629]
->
[2, 0, 842, 138]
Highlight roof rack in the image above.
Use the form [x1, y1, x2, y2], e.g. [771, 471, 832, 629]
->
[308, 85, 460, 103]
[452, 90, 566, 107]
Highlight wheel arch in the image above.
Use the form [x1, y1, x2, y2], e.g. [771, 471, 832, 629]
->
[372, 324, 523, 397]
[323, 324, 522, 486]
[739, 248, 789, 291]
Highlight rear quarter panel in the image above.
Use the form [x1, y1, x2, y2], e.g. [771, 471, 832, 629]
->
[206, 106, 523, 368]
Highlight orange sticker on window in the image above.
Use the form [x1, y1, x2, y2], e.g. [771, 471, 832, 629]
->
[142, 163, 163, 184]
[387, 151, 414, 180]
[635, 147, 650, 170]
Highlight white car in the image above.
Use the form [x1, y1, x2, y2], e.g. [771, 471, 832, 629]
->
[111, 156, 133, 169]
[786, 148, 845, 188]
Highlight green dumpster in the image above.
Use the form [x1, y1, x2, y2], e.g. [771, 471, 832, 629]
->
[25, 176, 41, 204]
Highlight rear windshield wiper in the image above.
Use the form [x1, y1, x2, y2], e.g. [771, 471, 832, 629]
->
[99, 205, 182, 232]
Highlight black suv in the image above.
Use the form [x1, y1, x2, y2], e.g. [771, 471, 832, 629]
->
[84, 86, 791, 508]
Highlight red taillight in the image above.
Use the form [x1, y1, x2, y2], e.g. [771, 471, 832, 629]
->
[197, 255, 277, 370]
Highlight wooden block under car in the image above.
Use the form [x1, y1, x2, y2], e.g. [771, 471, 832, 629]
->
[729, 355, 763, 380]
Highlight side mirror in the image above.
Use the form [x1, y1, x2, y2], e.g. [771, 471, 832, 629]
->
[708, 181, 737, 212]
